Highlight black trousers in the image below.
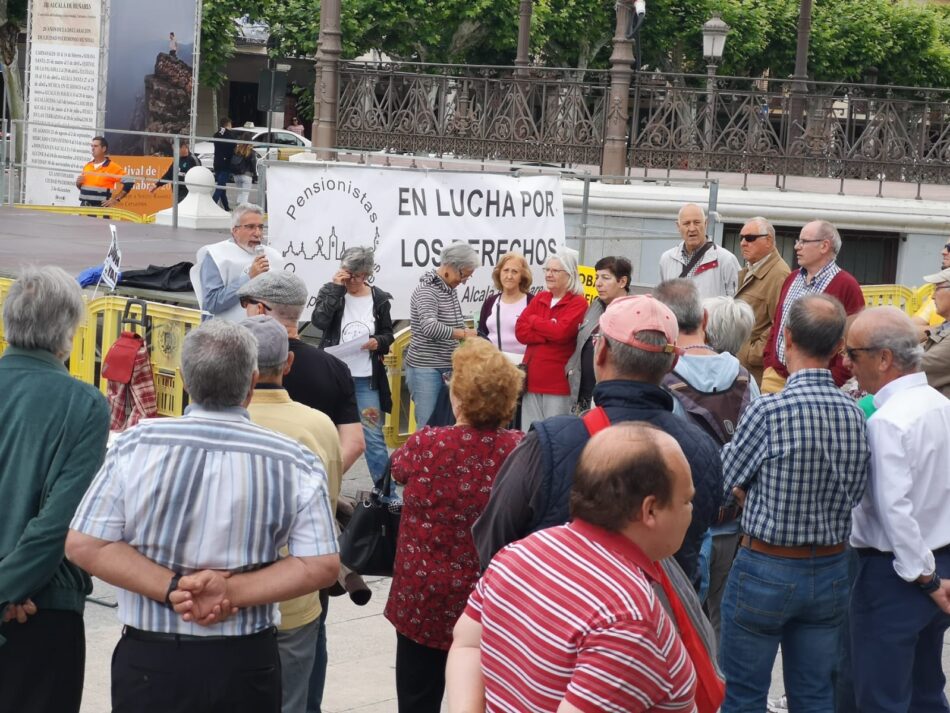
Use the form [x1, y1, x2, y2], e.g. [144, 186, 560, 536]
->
[0, 608, 85, 713]
[395, 632, 449, 713]
[112, 627, 281, 713]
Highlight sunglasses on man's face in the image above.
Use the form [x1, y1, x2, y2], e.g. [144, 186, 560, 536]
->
[239, 297, 272, 311]
[739, 233, 770, 243]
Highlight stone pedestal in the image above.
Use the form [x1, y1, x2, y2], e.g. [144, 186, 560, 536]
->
[154, 166, 232, 229]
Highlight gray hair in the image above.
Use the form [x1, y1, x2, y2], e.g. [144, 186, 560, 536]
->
[3, 265, 86, 357]
[704, 296, 755, 355]
[786, 294, 846, 361]
[809, 220, 842, 255]
[231, 202, 264, 229]
[653, 279, 703, 333]
[744, 216, 775, 241]
[605, 331, 676, 385]
[862, 306, 924, 373]
[340, 246, 375, 276]
[181, 320, 258, 408]
[271, 302, 304, 324]
[548, 247, 585, 295]
[440, 242, 479, 272]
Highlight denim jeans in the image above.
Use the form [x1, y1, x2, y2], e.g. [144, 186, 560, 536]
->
[353, 376, 390, 488]
[213, 170, 230, 210]
[719, 546, 850, 713]
[405, 366, 450, 430]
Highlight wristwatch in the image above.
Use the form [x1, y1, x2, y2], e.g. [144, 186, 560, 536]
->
[917, 572, 941, 594]
[164, 573, 183, 608]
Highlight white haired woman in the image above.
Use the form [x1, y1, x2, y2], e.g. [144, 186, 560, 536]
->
[404, 242, 480, 429]
[311, 246, 395, 488]
[515, 247, 588, 428]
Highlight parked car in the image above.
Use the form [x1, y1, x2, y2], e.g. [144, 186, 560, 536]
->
[194, 126, 311, 166]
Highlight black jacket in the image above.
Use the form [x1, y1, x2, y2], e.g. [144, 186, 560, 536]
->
[212, 128, 236, 172]
[311, 283, 395, 413]
[531, 379, 723, 587]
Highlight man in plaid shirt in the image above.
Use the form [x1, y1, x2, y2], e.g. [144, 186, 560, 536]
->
[718, 294, 870, 713]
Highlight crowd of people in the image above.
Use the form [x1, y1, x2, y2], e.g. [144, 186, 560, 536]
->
[2, 200, 950, 713]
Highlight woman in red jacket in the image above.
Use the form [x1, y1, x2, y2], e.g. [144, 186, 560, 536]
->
[516, 247, 588, 429]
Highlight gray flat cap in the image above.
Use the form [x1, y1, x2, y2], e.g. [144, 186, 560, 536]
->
[239, 315, 289, 369]
[238, 270, 308, 306]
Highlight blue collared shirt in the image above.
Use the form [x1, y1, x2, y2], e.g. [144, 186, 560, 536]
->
[70, 405, 337, 636]
[722, 369, 870, 546]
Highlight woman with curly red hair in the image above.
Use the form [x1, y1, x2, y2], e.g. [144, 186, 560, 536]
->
[384, 339, 525, 713]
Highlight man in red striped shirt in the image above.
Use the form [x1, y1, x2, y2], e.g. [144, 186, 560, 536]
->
[447, 422, 698, 713]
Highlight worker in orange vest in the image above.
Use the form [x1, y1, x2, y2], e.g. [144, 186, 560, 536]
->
[76, 136, 133, 208]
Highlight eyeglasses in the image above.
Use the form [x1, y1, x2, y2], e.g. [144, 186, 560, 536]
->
[544, 268, 567, 275]
[238, 223, 265, 231]
[795, 238, 825, 246]
[934, 284, 950, 292]
[943, 243, 950, 252]
[842, 346, 877, 360]
[239, 297, 272, 311]
[739, 233, 770, 243]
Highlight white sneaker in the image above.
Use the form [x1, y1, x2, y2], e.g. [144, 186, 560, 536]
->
[767, 695, 788, 712]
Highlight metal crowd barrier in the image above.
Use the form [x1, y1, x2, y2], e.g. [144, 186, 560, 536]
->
[0, 281, 939, 446]
[12, 204, 155, 224]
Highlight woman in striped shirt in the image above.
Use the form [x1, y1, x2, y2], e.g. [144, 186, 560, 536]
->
[404, 242, 479, 428]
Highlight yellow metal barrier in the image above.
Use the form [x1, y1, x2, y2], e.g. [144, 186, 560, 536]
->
[861, 284, 919, 313]
[12, 203, 155, 224]
[84, 297, 201, 416]
[382, 327, 416, 449]
[0, 277, 13, 353]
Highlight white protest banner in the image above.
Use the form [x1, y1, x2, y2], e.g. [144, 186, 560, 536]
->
[266, 163, 566, 320]
[102, 224, 121, 290]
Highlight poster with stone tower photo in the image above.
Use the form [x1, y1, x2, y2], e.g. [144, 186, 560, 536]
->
[105, 0, 199, 157]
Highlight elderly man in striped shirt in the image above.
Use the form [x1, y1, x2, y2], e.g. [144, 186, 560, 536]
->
[448, 422, 698, 713]
[718, 294, 870, 713]
[66, 320, 340, 713]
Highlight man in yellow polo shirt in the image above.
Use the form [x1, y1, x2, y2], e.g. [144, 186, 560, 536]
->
[241, 315, 343, 713]
[75, 136, 133, 208]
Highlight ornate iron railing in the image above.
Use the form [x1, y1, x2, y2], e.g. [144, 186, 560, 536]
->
[337, 62, 950, 185]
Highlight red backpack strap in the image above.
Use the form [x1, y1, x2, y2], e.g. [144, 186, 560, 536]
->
[581, 406, 611, 436]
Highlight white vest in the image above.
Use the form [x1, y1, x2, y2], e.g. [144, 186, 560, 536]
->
[191, 239, 284, 322]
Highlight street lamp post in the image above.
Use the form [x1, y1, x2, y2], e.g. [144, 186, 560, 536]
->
[314, 0, 342, 157]
[601, 0, 635, 179]
[515, 0, 532, 76]
[702, 13, 729, 154]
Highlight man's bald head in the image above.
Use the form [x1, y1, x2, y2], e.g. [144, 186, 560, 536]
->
[849, 307, 922, 375]
[676, 204, 708, 252]
[570, 422, 687, 530]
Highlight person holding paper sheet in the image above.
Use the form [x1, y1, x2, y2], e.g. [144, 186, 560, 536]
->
[311, 247, 395, 489]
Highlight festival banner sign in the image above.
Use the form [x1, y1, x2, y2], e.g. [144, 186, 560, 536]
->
[266, 164, 567, 320]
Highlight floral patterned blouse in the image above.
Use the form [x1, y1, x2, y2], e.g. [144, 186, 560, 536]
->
[384, 424, 523, 650]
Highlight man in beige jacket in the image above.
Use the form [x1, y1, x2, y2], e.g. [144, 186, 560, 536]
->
[735, 217, 791, 385]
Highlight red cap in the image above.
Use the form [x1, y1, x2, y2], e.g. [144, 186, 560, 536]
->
[599, 295, 681, 355]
